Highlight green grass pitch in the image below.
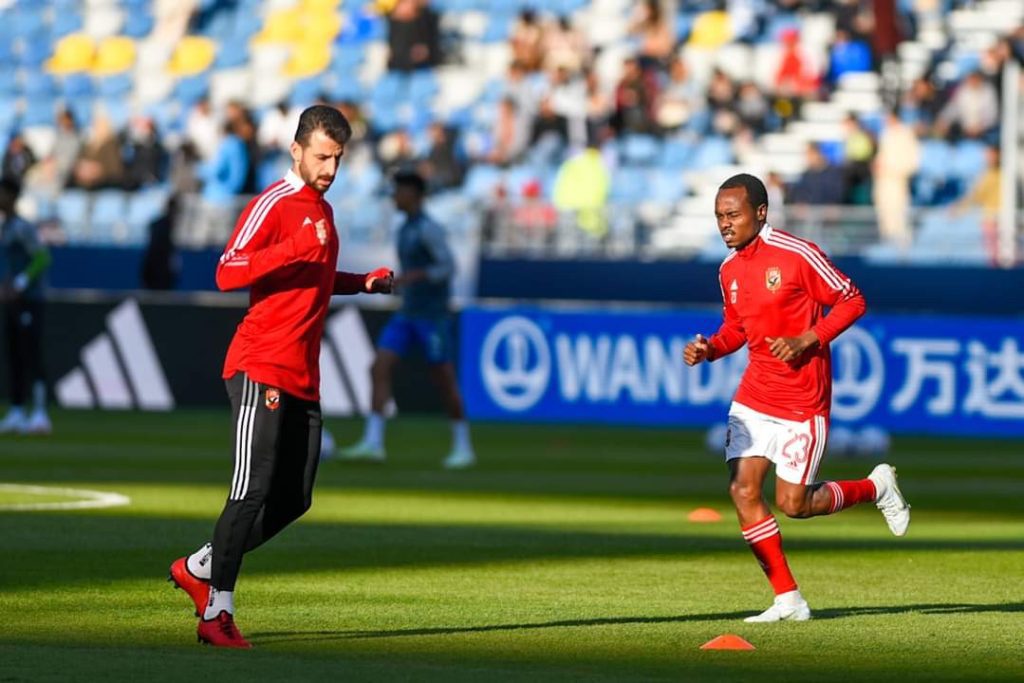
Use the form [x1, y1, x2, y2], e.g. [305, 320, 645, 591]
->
[1, 409, 1021, 682]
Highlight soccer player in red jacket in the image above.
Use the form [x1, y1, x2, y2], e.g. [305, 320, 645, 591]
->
[168, 105, 394, 648]
[684, 174, 910, 623]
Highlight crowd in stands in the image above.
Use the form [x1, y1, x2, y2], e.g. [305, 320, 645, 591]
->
[0, 0, 1021, 260]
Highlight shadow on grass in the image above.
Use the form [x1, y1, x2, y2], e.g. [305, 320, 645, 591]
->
[1, 511, 1023, 592]
[248, 602, 1024, 644]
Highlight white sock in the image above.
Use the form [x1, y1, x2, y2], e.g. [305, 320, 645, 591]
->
[187, 542, 213, 580]
[364, 412, 385, 447]
[451, 420, 471, 451]
[776, 589, 803, 606]
[4, 406, 25, 420]
[32, 381, 46, 414]
[204, 588, 234, 619]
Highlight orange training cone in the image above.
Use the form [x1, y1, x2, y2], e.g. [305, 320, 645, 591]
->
[687, 507, 723, 522]
[700, 634, 756, 651]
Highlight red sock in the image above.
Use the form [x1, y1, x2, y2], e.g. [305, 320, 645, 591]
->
[823, 479, 877, 514]
[741, 515, 797, 595]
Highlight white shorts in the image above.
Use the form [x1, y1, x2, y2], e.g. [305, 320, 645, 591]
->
[724, 402, 829, 485]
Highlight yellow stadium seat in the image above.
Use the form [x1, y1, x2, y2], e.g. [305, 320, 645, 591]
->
[46, 34, 96, 74]
[252, 8, 303, 45]
[305, 11, 342, 43]
[303, 0, 341, 11]
[91, 37, 136, 76]
[283, 41, 331, 78]
[167, 36, 216, 76]
[688, 11, 733, 49]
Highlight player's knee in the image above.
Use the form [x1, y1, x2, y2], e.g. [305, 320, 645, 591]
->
[729, 480, 760, 506]
[777, 494, 813, 519]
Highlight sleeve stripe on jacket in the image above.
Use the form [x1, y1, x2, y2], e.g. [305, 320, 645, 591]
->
[765, 231, 850, 292]
[226, 180, 294, 254]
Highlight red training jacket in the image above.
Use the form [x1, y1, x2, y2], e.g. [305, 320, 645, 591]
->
[217, 170, 367, 401]
[706, 225, 866, 420]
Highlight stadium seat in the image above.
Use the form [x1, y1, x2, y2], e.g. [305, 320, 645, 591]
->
[92, 37, 137, 76]
[620, 135, 661, 166]
[167, 36, 216, 77]
[283, 41, 332, 78]
[90, 190, 129, 243]
[56, 189, 91, 243]
[47, 34, 95, 74]
[61, 73, 95, 99]
[96, 74, 133, 98]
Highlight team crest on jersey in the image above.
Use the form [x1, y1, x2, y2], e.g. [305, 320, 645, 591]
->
[265, 388, 280, 411]
[765, 267, 782, 292]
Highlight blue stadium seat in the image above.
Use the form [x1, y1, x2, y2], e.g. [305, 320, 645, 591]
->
[66, 96, 95, 128]
[90, 190, 128, 243]
[950, 140, 987, 186]
[97, 74, 133, 98]
[23, 72, 57, 99]
[51, 10, 83, 38]
[609, 167, 648, 205]
[123, 11, 155, 39]
[689, 137, 733, 170]
[174, 74, 210, 107]
[56, 189, 90, 242]
[620, 134, 660, 166]
[126, 187, 169, 240]
[462, 164, 503, 200]
[660, 139, 693, 169]
[62, 74, 95, 99]
[22, 98, 57, 127]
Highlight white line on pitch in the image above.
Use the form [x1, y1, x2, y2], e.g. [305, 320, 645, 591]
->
[0, 483, 131, 511]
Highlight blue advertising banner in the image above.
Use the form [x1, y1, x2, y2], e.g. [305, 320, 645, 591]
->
[459, 305, 1024, 437]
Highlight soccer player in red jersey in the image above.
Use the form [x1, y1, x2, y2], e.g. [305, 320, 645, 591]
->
[168, 105, 394, 648]
[684, 174, 910, 623]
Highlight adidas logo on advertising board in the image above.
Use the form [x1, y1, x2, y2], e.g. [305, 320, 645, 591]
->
[55, 300, 379, 416]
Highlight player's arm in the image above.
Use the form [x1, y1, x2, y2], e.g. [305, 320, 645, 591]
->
[685, 274, 746, 365]
[765, 246, 866, 362]
[333, 268, 394, 295]
[399, 221, 455, 286]
[1, 220, 51, 301]
[215, 205, 325, 291]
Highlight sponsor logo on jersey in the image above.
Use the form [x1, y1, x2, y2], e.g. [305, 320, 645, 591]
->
[729, 279, 739, 304]
[765, 267, 782, 292]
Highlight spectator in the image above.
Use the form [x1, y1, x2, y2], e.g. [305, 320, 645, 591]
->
[546, 65, 587, 149]
[510, 10, 545, 72]
[736, 81, 770, 134]
[417, 122, 464, 191]
[530, 96, 570, 149]
[2, 133, 37, 185]
[773, 28, 818, 99]
[543, 15, 588, 75]
[656, 55, 704, 132]
[934, 71, 999, 142]
[553, 142, 610, 239]
[630, 0, 675, 70]
[185, 97, 220, 161]
[842, 115, 875, 204]
[825, 29, 873, 91]
[52, 110, 81, 191]
[485, 97, 527, 167]
[234, 111, 261, 194]
[900, 77, 942, 137]
[169, 141, 202, 197]
[72, 114, 124, 190]
[766, 171, 787, 219]
[788, 144, 845, 205]
[953, 145, 1002, 263]
[584, 69, 614, 143]
[189, 118, 248, 246]
[613, 57, 659, 135]
[377, 129, 416, 178]
[707, 68, 739, 135]
[257, 102, 297, 154]
[873, 109, 920, 250]
[140, 194, 181, 290]
[123, 116, 167, 191]
[386, 0, 441, 72]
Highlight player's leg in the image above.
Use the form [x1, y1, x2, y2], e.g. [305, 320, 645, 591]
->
[772, 414, 909, 535]
[420, 317, 474, 469]
[339, 316, 408, 460]
[244, 397, 322, 550]
[22, 300, 50, 434]
[199, 375, 285, 647]
[1, 301, 28, 432]
[725, 404, 809, 623]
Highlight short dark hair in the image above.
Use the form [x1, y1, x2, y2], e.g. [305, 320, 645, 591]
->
[393, 169, 427, 195]
[294, 104, 352, 146]
[0, 177, 21, 207]
[719, 173, 768, 211]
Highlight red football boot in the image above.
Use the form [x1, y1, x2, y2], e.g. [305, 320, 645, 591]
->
[197, 611, 252, 649]
[168, 557, 210, 617]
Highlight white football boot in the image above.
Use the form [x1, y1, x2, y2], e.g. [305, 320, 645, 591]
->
[744, 590, 812, 623]
[442, 447, 475, 470]
[0, 408, 28, 434]
[336, 439, 386, 462]
[868, 464, 910, 536]
[22, 410, 52, 435]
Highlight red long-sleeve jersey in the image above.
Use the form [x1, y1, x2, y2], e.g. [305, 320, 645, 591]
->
[706, 225, 866, 420]
[217, 170, 368, 401]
